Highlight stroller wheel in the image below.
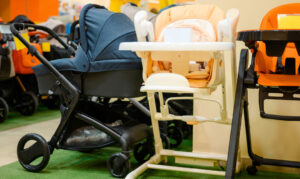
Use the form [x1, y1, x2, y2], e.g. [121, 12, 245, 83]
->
[0, 97, 8, 123]
[42, 95, 60, 109]
[167, 126, 183, 148]
[246, 165, 258, 175]
[182, 123, 193, 139]
[107, 153, 130, 178]
[17, 133, 50, 172]
[133, 141, 155, 164]
[16, 91, 38, 116]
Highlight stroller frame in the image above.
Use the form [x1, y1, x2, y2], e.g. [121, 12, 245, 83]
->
[11, 23, 151, 178]
[226, 30, 300, 178]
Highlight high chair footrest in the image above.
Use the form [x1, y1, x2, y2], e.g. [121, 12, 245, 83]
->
[259, 86, 300, 121]
[147, 164, 225, 176]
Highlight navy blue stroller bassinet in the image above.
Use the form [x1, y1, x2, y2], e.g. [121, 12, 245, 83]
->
[33, 4, 143, 97]
[11, 4, 153, 178]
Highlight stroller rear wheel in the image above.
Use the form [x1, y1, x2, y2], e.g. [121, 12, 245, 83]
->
[134, 140, 155, 164]
[17, 133, 50, 172]
[42, 95, 60, 109]
[167, 126, 184, 148]
[0, 97, 8, 122]
[107, 152, 130, 178]
[16, 91, 38, 116]
[246, 165, 258, 175]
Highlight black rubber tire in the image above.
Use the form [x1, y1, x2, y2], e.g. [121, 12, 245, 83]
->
[133, 141, 155, 164]
[17, 91, 38, 116]
[78, 149, 94, 153]
[246, 165, 258, 175]
[42, 95, 60, 109]
[0, 97, 9, 123]
[17, 133, 50, 172]
[167, 126, 184, 148]
[182, 123, 193, 139]
[107, 153, 130, 178]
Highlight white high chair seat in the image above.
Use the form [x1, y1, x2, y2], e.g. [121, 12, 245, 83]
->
[140, 73, 202, 93]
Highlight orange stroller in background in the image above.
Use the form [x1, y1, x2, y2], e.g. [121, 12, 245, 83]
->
[0, 23, 41, 116]
[226, 3, 300, 178]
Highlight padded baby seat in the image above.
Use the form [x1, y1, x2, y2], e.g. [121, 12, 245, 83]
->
[33, 5, 143, 97]
[254, 3, 300, 86]
[142, 4, 230, 88]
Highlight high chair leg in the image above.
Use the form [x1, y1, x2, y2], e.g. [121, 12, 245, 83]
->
[226, 49, 249, 179]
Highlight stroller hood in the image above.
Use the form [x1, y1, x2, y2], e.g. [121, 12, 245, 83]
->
[34, 4, 141, 75]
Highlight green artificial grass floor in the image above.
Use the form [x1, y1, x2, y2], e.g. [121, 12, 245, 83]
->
[0, 140, 300, 179]
[0, 107, 300, 178]
[0, 106, 60, 132]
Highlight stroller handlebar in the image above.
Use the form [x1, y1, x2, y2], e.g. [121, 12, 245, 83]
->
[10, 23, 76, 56]
[10, 23, 80, 100]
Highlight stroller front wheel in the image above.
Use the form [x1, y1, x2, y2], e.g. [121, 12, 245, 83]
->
[17, 133, 50, 172]
[16, 91, 38, 116]
[0, 97, 9, 122]
[107, 152, 130, 178]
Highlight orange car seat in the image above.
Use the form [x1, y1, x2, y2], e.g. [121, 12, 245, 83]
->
[254, 3, 300, 86]
[12, 43, 42, 74]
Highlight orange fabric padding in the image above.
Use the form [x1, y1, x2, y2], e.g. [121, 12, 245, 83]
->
[12, 43, 42, 74]
[255, 3, 300, 86]
[28, 31, 49, 39]
[154, 4, 225, 41]
[258, 74, 300, 86]
[255, 42, 300, 75]
[185, 59, 214, 88]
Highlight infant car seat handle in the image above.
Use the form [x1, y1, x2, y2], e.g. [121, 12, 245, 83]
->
[79, 4, 106, 53]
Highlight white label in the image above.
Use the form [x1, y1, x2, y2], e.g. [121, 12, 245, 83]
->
[164, 28, 192, 43]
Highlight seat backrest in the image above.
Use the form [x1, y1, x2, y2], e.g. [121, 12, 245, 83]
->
[255, 3, 300, 75]
[260, 3, 300, 30]
[154, 4, 225, 40]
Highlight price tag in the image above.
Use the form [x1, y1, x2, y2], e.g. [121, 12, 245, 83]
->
[41, 42, 51, 52]
[13, 32, 30, 50]
[278, 14, 300, 29]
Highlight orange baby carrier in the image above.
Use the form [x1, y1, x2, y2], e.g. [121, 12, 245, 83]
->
[254, 3, 300, 86]
[12, 43, 42, 74]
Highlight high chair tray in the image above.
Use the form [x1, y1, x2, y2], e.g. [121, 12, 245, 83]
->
[237, 30, 300, 56]
[119, 42, 233, 51]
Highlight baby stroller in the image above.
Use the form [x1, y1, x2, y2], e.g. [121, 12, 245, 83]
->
[10, 15, 70, 111]
[121, 4, 239, 178]
[0, 23, 40, 117]
[12, 4, 153, 178]
[226, 3, 300, 178]
[0, 28, 13, 122]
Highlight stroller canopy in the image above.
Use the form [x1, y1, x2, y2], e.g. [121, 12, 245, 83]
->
[34, 4, 141, 75]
